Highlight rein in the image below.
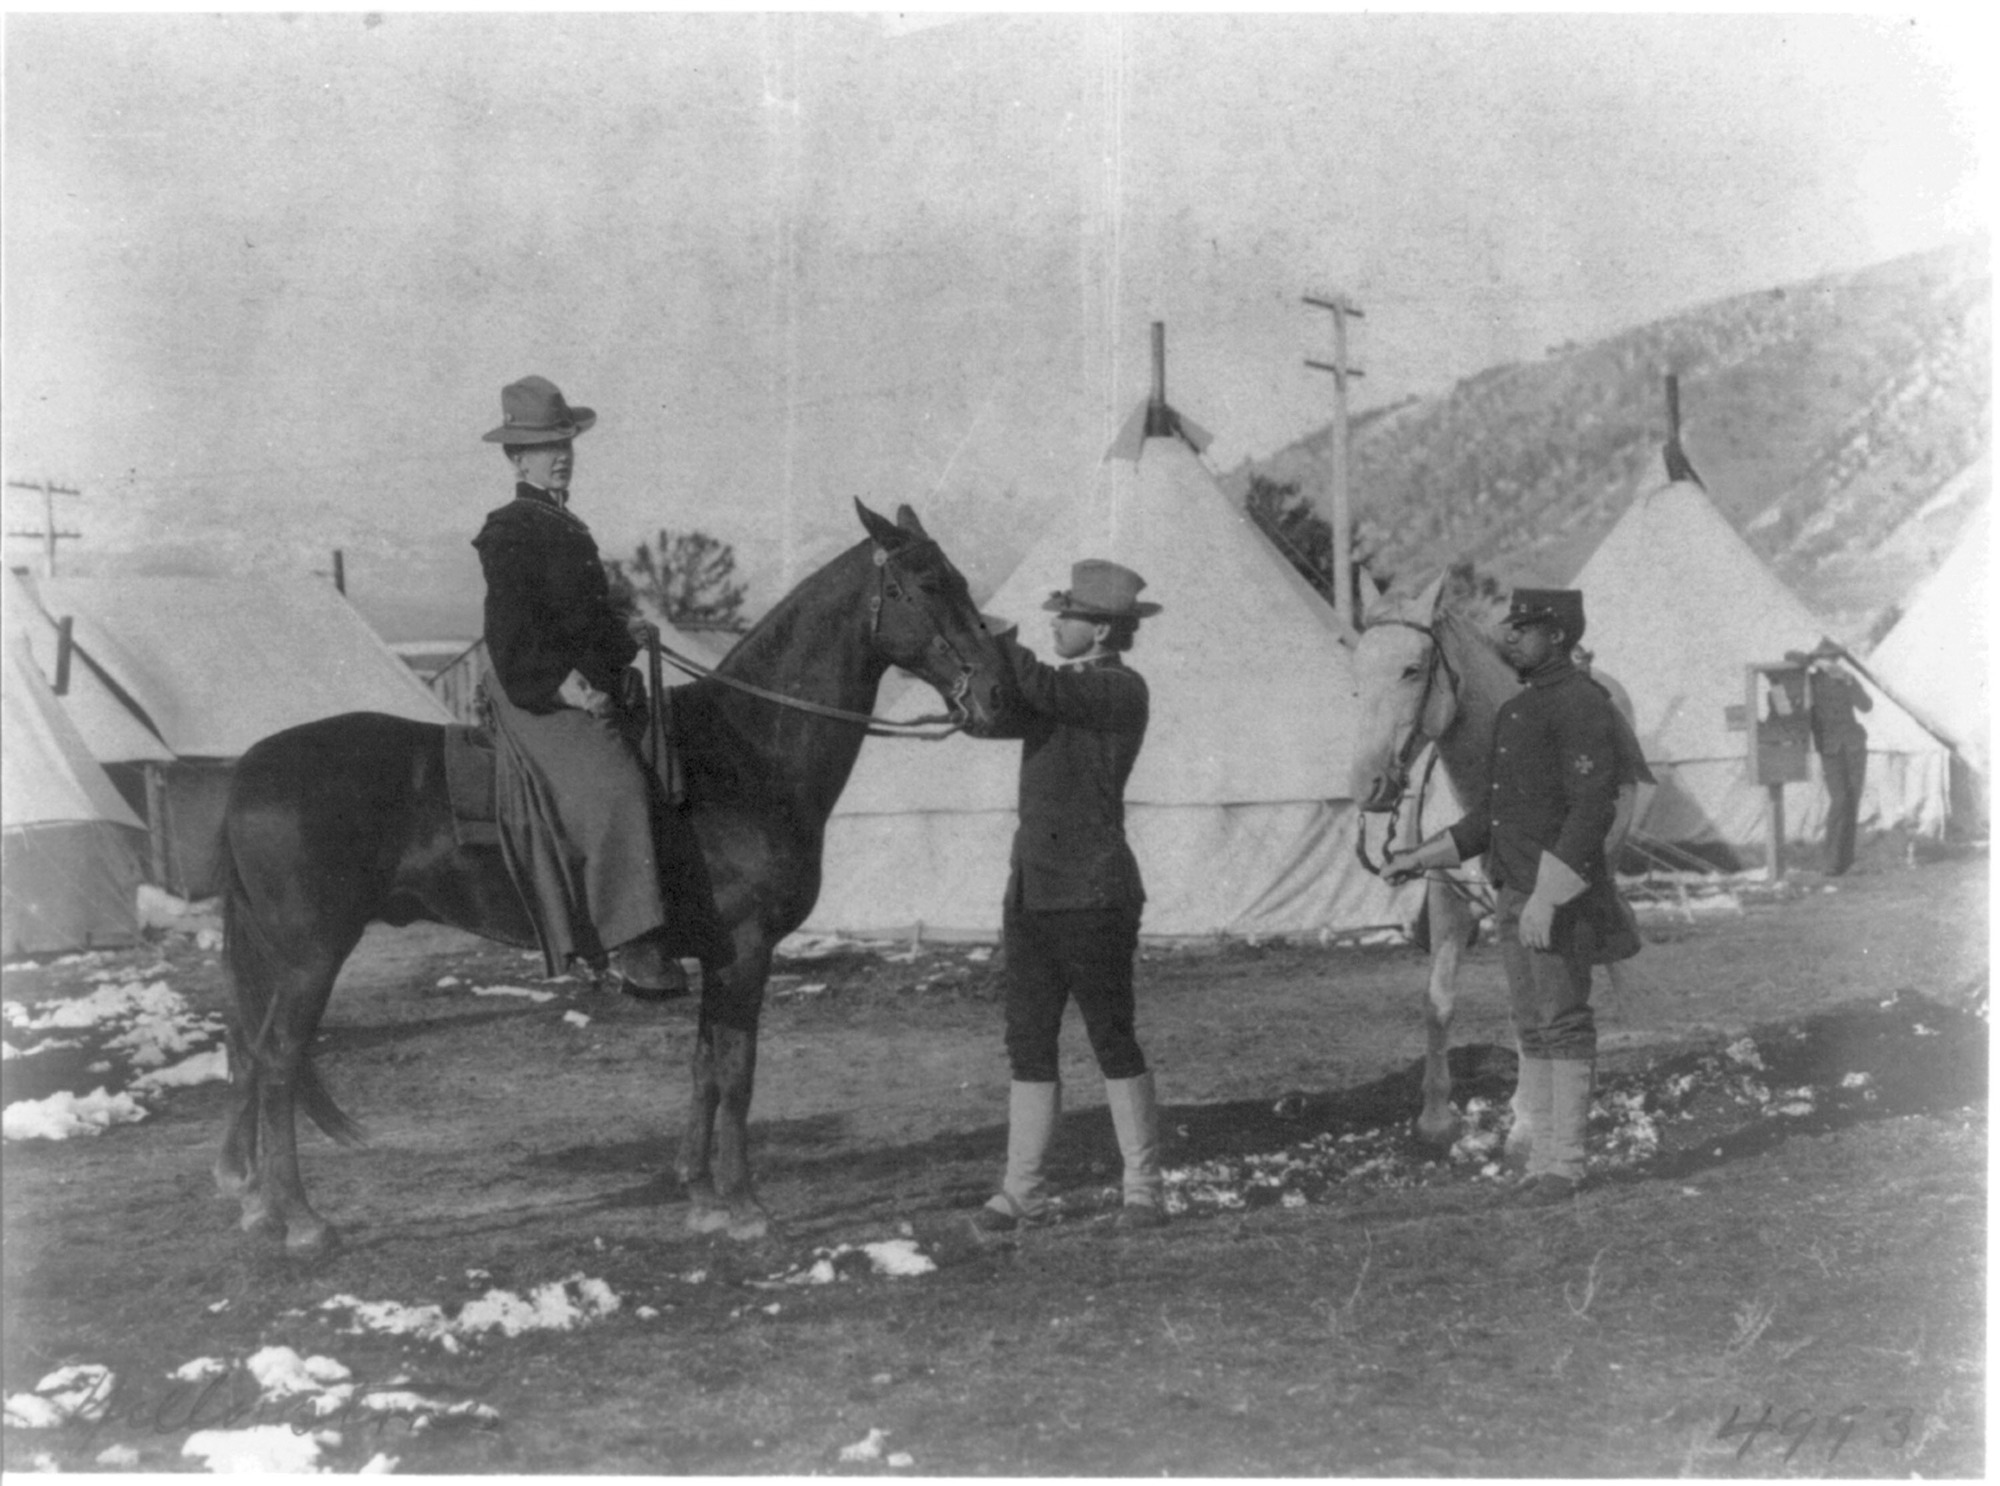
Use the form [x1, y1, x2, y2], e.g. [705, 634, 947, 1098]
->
[649, 543, 973, 741]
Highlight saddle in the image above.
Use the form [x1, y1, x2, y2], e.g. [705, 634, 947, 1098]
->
[442, 677, 686, 852]
[442, 724, 504, 849]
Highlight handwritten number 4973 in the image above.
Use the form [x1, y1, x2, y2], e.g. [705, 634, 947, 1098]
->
[1716, 1403, 1915, 1463]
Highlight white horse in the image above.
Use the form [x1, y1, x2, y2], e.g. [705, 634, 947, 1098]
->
[1349, 565, 1645, 1150]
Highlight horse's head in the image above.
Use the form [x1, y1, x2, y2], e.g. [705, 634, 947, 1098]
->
[1348, 578, 1460, 812]
[854, 500, 1012, 734]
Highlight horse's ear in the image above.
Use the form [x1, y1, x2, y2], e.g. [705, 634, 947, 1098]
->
[1415, 568, 1449, 620]
[855, 499, 904, 549]
[894, 504, 930, 539]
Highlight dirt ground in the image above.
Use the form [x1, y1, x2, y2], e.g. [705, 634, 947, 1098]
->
[2, 847, 1987, 1477]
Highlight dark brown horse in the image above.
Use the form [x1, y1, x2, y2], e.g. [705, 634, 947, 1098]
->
[216, 502, 1010, 1254]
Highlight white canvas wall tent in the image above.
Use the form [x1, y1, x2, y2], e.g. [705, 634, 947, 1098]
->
[1867, 499, 1989, 826]
[1573, 474, 1954, 862]
[1, 618, 146, 955]
[16, 574, 453, 898]
[804, 359, 1416, 942]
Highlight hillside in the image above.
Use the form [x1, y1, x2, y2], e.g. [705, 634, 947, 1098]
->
[1224, 239, 1990, 642]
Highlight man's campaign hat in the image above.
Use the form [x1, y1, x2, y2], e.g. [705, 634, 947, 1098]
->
[1505, 587, 1586, 642]
[1042, 559, 1162, 619]
[482, 375, 597, 444]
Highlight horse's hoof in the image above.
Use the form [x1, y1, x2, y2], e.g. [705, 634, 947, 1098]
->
[686, 1203, 733, 1235]
[1413, 1116, 1457, 1148]
[284, 1221, 340, 1259]
[238, 1203, 283, 1238]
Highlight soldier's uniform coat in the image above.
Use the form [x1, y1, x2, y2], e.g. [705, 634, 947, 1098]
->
[1447, 654, 1631, 1057]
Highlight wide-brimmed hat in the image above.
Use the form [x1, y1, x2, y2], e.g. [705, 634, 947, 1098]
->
[1505, 587, 1585, 642]
[1041, 559, 1161, 619]
[480, 375, 596, 444]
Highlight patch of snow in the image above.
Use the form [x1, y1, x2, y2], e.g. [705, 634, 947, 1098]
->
[174, 1357, 230, 1382]
[3, 1364, 116, 1427]
[839, 1427, 890, 1462]
[471, 984, 555, 1003]
[183, 1424, 339, 1473]
[321, 1274, 621, 1348]
[96, 1445, 142, 1467]
[360, 1452, 400, 1473]
[1840, 1070, 1874, 1089]
[3, 1087, 148, 1141]
[436, 975, 461, 988]
[1723, 1037, 1765, 1069]
[562, 1011, 591, 1028]
[132, 1047, 230, 1092]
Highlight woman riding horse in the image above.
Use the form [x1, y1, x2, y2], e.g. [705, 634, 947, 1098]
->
[474, 375, 734, 1000]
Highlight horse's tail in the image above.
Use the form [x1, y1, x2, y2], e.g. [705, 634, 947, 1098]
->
[220, 817, 366, 1147]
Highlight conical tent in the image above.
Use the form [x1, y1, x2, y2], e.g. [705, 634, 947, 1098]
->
[805, 392, 1413, 940]
[1868, 502, 1988, 777]
[2, 624, 146, 955]
[1573, 477, 1952, 856]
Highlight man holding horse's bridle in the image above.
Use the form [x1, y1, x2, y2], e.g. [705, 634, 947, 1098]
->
[472, 375, 735, 999]
[970, 560, 1167, 1235]
[1384, 588, 1632, 1205]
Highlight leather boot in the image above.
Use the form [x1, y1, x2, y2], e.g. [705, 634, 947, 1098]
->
[1517, 1058, 1592, 1205]
[1105, 1072, 1167, 1229]
[611, 928, 690, 1001]
[972, 1082, 1060, 1233]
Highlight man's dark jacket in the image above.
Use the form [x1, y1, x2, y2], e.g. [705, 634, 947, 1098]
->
[473, 484, 636, 713]
[991, 637, 1148, 912]
[1448, 657, 1630, 956]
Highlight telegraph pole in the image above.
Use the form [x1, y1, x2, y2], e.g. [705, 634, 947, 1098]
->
[5, 478, 83, 577]
[1303, 292, 1365, 629]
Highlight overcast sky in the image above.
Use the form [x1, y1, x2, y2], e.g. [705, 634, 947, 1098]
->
[2, 10, 1987, 637]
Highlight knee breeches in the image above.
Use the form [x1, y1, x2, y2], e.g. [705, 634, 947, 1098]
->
[1001, 902, 1147, 1083]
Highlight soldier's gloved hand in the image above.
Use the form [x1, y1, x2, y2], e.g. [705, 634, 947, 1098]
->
[1517, 892, 1558, 951]
[627, 612, 660, 647]
[1519, 852, 1589, 952]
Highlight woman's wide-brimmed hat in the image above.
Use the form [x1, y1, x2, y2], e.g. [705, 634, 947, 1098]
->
[481, 375, 596, 444]
[1041, 559, 1161, 619]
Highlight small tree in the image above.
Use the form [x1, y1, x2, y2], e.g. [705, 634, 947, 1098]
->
[605, 529, 749, 633]
[1244, 474, 1388, 613]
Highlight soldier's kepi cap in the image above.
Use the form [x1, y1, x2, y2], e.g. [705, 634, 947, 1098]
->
[1505, 587, 1585, 643]
[481, 375, 596, 444]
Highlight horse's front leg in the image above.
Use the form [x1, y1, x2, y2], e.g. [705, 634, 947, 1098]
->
[1416, 880, 1473, 1147]
[681, 944, 773, 1241]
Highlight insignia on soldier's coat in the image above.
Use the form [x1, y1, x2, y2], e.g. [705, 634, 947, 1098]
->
[1573, 754, 1596, 775]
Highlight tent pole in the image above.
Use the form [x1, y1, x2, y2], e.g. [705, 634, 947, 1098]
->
[144, 762, 170, 888]
[1765, 782, 1786, 882]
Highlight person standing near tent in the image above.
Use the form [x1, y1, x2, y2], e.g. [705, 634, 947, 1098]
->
[1786, 638, 1873, 876]
[972, 560, 1166, 1235]
[473, 375, 734, 998]
[1382, 589, 1634, 1204]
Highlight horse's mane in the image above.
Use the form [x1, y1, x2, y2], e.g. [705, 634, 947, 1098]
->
[1368, 560, 1510, 649]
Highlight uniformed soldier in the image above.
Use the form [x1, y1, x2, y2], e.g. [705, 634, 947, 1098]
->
[473, 375, 734, 998]
[1384, 588, 1632, 1203]
[972, 560, 1166, 1234]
